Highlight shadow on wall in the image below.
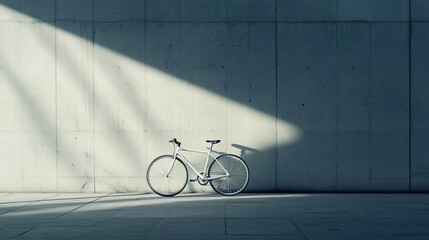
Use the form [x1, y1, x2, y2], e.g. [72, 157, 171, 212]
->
[0, 1, 413, 192]
[231, 144, 260, 159]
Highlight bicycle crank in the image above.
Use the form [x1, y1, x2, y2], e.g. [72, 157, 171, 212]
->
[197, 173, 209, 185]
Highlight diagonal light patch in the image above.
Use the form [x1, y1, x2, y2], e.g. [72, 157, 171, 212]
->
[0, 4, 301, 192]
[58, 22, 302, 194]
[0, 4, 302, 149]
[143, 63, 302, 149]
[0, 7, 59, 191]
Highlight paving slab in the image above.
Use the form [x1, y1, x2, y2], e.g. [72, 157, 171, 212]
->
[0, 193, 429, 239]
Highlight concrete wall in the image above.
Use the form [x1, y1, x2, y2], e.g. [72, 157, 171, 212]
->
[411, 0, 429, 191]
[0, 0, 427, 192]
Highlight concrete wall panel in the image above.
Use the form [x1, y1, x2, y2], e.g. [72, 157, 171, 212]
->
[19, 22, 57, 191]
[411, 23, 429, 190]
[277, 0, 337, 22]
[0, 0, 22, 21]
[277, 23, 337, 191]
[57, 132, 94, 179]
[21, 22, 56, 131]
[411, 131, 429, 190]
[336, 23, 372, 191]
[0, 133, 24, 191]
[225, 23, 277, 129]
[278, 0, 409, 22]
[180, 23, 226, 135]
[57, 177, 95, 192]
[56, 22, 94, 192]
[337, 23, 371, 131]
[300, 23, 337, 131]
[370, 23, 409, 191]
[94, 23, 145, 132]
[277, 23, 337, 131]
[57, 0, 92, 21]
[56, 22, 94, 132]
[145, 22, 182, 149]
[94, 23, 146, 192]
[412, 0, 429, 21]
[22, 0, 55, 22]
[146, 0, 181, 22]
[181, 0, 226, 22]
[371, 23, 409, 131]
[94, 131, 145, 192]
[278, 134, 337, 191]
[21, 132, 57, 191]
[371, 131, 409, 191]
[0, 18, 23, 192]
[411, 23, 429, 131]
[226, 22, 276, 191]
[277, 23, 302, 129]
[0, 22, 22, 131]
[338, 0, 372, 21]
[276, 143, 304, 191]
[305, 132, 337, 191]
[226, 0, 275, 21]
[337, 132, 371, 191]
[94, 177, 145, 192]
[373, 0, 409, 21]
[144, 23, 200, 189]
[94, 0, 146, 22]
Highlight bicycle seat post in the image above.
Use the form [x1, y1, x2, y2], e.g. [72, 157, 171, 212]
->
[206, 140, 220, 152]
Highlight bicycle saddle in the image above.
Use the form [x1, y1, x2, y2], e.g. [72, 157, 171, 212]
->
[206, 140, 221, 144]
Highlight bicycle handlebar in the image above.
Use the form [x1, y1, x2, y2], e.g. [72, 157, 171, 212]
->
[169, 138, 181, 147]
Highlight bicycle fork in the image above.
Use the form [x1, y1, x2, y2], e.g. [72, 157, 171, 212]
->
[165, 147, 180, 177]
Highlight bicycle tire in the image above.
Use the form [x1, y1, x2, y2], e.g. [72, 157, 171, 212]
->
[208, 154, 249, 196]
[147, 155, 188, 197]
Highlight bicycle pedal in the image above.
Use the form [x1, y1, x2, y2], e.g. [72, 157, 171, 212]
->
[189, 179, 197, 182]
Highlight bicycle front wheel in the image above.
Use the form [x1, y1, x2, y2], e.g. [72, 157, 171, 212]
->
[147, 155, 188, 197]
[209, 154, 249, 196]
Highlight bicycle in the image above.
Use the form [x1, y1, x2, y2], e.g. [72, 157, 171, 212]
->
[146, 138, 250, 197]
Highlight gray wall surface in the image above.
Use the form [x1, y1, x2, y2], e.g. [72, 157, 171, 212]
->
[0, 0, 428, 192]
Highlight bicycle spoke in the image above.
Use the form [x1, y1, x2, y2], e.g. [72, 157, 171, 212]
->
[147, 156, 188, 196]
[209, 155, 249, 196]
[229, 178, 239, 192]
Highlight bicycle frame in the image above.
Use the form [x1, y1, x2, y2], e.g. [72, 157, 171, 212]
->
[166, 145, 230, 181]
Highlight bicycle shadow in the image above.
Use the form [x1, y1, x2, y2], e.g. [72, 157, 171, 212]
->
[231, 143, 260, 159]
[185, 144, 257, 194]
[206, 144, 260, 160]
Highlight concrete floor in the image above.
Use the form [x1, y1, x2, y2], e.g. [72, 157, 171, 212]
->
[1, 193, 429, 240]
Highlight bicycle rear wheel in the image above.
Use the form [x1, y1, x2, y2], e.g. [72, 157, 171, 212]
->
[147, 155, 188, 197]
[209, 154, 249, 196]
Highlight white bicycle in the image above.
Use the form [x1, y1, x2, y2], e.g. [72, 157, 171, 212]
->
[147, 138, 250, 197]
